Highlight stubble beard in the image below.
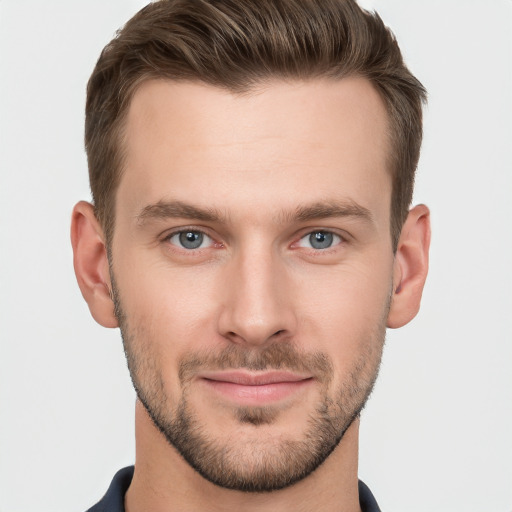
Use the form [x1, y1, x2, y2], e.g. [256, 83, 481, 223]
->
[112, 279, 387, 493]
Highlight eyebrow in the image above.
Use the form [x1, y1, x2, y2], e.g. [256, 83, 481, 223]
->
[136, 200, 226, 225]
[136, 199, 373, 226]
[290, 201, 373, 224]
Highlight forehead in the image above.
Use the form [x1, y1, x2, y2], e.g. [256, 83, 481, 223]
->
[118, 77, 391, 226]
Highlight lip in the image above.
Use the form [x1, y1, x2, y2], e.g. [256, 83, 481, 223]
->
[198, 371, 313, 405]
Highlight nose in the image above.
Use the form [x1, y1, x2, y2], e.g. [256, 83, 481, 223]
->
[217, 246, 297, 347]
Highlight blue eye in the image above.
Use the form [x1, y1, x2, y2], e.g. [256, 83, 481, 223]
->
[168, 230, 213, 250]
[298, 231, 341, 250]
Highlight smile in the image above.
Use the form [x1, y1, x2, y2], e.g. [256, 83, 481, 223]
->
[198, 371, 314, 405]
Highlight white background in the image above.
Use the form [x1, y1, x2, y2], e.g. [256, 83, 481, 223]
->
[0, 1, 511, 511]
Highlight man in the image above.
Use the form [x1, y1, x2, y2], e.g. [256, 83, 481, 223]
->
[71, 0, 430, 510]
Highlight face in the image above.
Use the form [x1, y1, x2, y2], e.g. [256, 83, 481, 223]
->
[111, 77, 394, 491]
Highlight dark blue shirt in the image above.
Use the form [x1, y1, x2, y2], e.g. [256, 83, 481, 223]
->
[87, 466, 381, 511]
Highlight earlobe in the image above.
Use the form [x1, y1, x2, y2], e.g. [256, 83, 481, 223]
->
[387, 204, 431, 329]
[70, 201, 118, 328]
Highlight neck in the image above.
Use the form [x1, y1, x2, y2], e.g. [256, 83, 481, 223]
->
[125, 401, 362, 512]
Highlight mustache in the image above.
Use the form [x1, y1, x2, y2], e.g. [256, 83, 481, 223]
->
[178, 342, 333, 385]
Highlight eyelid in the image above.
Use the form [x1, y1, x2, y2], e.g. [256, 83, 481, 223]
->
[162, 226, 218, 249]
[159, 225, 348, 251]
[292, 228, 348, 250]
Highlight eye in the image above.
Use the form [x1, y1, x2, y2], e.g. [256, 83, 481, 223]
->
[297, 230, 342, 250]
[168, 230, 213, 250]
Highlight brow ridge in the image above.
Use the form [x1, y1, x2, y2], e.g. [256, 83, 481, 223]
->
[287, 200, 373, 224]
[136, 198, 373, 226]
[136, 200, 225, 225]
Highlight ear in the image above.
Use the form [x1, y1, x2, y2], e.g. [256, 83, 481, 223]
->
[70, 201, 118, 328]
[387, 204, 431, 328]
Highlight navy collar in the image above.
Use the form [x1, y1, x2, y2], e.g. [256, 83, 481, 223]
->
[87, 466, 381, 512]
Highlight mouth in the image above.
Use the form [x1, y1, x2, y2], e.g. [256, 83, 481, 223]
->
[198, 370, 314, 405]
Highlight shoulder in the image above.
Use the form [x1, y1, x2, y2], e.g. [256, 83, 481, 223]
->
[358, 479, 381, 512]
[86, 466, 134, 512]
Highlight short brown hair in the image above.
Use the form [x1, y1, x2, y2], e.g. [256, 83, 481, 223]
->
[85, 0, 426, 250]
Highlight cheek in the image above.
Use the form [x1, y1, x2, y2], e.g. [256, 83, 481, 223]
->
[116, 257, 222, 353]
[117, 273, 219, 402]
[292, 260, 392, 370]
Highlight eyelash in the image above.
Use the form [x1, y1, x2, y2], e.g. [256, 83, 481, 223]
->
[163, 228, 217, 251]
[162, 228, 347, 253]
[295, 230, 344, 251]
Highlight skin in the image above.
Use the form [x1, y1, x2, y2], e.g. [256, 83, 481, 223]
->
[71, 77, 430, 512]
